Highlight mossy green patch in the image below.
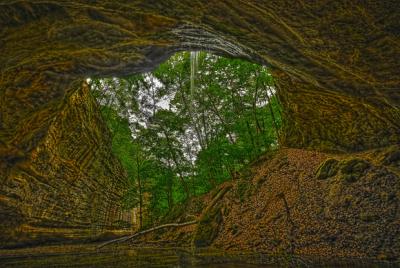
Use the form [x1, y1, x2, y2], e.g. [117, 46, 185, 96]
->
[316, 158, 339, 180]
[380, 146, 400, 167]
[192, 184, 232, 248]
[339, 158, 370, 183]
[192, 203, 223, 248]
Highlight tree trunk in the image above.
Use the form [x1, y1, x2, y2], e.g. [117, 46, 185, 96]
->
[97, 220, 198, 249]
[136, 154, 143, 230]
[264, 84, 281, 142]
[162, 129, 190, 200]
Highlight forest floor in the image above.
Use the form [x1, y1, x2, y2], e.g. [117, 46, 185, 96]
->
[135, 146, 400, 262]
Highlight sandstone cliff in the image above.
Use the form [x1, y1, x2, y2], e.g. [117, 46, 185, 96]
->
[0, 83, 128, 248]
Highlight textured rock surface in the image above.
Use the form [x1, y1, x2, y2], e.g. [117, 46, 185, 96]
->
[212, 147, 400, 261]
[1, 1, 399, 152]
[0, 0, 399, 248]
[0, 82, 128, 247]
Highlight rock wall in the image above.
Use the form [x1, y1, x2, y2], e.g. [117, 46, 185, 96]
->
[0, 82, 128, 247]
[0, 0, 399, 247]
[275, 71, 399, 152]
[0, 1, 399, 153]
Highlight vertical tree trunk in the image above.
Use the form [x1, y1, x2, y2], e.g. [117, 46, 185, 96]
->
[162, 129, 191, 200]
[252, 81, 264, 135]
[136, 154, 143, 230]
[181, 87, 205, 150]
[264, 84, 281, 142]
[166, 160, 174, 211]
[246, 120, 257, 155]
[205, 91, 235, 144]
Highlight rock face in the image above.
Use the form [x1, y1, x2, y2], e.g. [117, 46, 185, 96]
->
[0, 0, 399, 248]
[0, 82, 128, 247]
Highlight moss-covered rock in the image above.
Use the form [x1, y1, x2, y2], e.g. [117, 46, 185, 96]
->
[316, 158, 339, 180]
[192, 203, 223, 248]
[339, 158, 370, 183]
[192, 184, 232, 248]
[380, 146, 400, 167]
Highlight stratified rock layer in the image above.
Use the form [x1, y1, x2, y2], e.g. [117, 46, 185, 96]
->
[0, 82, 128, 247]
[0, 0, 399, 250]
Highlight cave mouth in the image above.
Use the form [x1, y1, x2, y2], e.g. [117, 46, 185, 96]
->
[88, 51, 281, 230]
[1, 2, 399, 264]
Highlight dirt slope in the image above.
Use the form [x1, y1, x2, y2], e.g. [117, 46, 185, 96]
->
[217, 147, 400, 260]
[146, 146, 400, 262]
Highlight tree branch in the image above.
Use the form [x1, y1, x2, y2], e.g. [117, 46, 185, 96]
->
[97, 220, 198, 249]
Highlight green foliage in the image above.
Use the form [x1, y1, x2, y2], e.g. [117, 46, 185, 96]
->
[89, 51, 282, 225]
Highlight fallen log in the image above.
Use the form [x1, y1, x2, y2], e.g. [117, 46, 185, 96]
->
[97, 220, 198, 249]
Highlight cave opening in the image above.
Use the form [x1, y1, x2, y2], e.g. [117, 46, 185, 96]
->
[88, 51, 282, 230]
[1, 2, 399, 265]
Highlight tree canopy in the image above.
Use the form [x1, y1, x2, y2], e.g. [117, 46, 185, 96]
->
[89, 52, 281, 228]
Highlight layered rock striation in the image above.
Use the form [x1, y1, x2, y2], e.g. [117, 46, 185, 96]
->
[0, 82, 128, 247]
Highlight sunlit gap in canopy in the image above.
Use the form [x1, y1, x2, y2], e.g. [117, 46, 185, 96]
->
[87, 51, 282, 228]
